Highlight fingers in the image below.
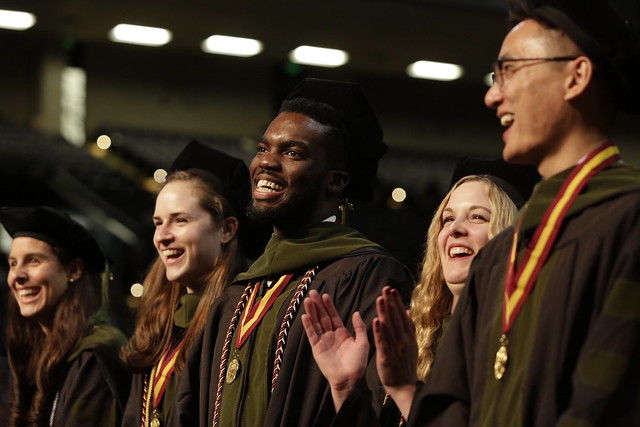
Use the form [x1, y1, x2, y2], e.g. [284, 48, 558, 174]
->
[303, 290, 339, 335]
[301, 313, 319, 345]
[351, 311, 369, 350]
[373, 286, 411, 357]
[383, 287, 402, 326]
[322, 293, 345, 332]
[373, 316, 390, 360]
[303, 293, 321, 328]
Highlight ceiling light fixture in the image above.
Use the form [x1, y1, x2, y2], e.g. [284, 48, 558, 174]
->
[0, 9, 36, 30]
[108, 24, 172, 47]
[201, 35, 263, 57]
[289, 45, 349, 68]
[407, 60, 464, 81]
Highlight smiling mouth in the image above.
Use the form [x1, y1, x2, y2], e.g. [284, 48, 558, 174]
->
[16, 287, 41, 301]
[162, 248, 184, 259]
[449, 247, 474, 258]
[500, 113, 514, 127]
[256, 179, 284, 193]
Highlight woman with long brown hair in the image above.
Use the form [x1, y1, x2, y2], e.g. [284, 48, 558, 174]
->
[1, 206, 129, 426]
[121, 141, 258, 426]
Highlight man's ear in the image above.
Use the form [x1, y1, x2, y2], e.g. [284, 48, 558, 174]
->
[564, 56, 593, 102]
[327, 170, 350, 194]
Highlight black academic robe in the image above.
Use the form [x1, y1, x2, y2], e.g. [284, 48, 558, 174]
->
[122, 294, 200, 427]
[52, 324, 130, 427]
[408, 162, 640, 426]
[173, 223, 414, 427]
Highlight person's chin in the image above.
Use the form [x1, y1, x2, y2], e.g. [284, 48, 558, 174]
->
[166, 268, 186, 284]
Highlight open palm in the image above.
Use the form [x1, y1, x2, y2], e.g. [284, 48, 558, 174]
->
[302, 290, 369, 410]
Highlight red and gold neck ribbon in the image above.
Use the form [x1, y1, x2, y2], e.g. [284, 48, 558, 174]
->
[235, 273, 294, 349]
[502, 142, 620, 333]
[151, 336, 185, 408]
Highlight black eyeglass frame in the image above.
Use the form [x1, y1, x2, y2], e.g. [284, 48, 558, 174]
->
[490, 56, 579, 86]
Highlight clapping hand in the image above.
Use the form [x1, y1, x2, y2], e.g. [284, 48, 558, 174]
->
[302, 290, 369, 411]
[373, 286, 418, 418]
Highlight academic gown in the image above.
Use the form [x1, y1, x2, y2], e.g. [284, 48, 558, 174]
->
[52, 324, 130, 427]
[172, 222, 414, 427]
[407, 162, 640, 426]
[332, 312, 452, 426]
[122, 293, 200, 427]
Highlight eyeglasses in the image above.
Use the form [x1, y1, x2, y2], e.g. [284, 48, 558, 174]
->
[490, 56, 578, 87]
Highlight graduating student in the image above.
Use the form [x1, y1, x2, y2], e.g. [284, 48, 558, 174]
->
[173, 78, 414, 426]
[121, 141, 260, 426]
[1, 206, 129, 426]
[371, 0, 640, 425]
[303, 159, 538, 425]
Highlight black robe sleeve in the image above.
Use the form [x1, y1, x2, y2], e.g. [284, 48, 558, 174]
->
[54, 337, 131, 427]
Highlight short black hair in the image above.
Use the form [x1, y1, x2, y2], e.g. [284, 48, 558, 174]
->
[279, 97, 350, 171]
[280, 78, 386, 201]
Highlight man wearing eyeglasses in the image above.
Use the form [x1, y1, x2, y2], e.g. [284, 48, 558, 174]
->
[354, 0, 640, 426]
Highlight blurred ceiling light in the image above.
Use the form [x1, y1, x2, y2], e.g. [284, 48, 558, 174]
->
[201, 35, 263, 57]
[407, 60, 464, 81]
[153, 169, 168, 183]
[289, 45, 349, 68]
[96, 135, 112, 150]
[391, 187, 407, 203]
[0, 9, 36, 30]
[108, 24, 172, 47]
[130, 283, 144, 298]
[484, 72, 494, 87]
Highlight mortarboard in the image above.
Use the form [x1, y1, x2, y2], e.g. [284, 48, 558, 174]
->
[449, 158, 541, 209]
[170, 140, 251, 220]
[169, 140, 269, 259]
[282, 78, 387, 201]
[0, 206, 106, 274]
[507, 0, 640, 113]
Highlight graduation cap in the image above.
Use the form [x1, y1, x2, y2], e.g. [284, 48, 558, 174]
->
[282, 78, 387, 201]
[170, 140, 251, 220]
[170, 141, 269, 259]
[507, 0, 640, 113]
[0, 206, 106, 274]
[449, 158, 541, 209]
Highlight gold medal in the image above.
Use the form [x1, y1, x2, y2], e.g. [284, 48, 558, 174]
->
[150, 409, 161, 427]
[494, 334, 509, 380]
[226, 357, 240, 384]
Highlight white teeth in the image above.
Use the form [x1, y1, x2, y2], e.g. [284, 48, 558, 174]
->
[449, 247, 473, 257]
[163, 249, 183, 257]
[18, 288, 39, 297]
[500, 113, 514, 127]
[257, 179, 283, 192]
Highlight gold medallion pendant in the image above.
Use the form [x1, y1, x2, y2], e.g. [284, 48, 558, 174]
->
[226, 357, 240, 384]
[150, 409, 161, 427]
[494, 334, 509, 380]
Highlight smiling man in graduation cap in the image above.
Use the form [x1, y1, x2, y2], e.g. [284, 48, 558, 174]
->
[173, 78, 413, 426]
[369, 0, 640, 426]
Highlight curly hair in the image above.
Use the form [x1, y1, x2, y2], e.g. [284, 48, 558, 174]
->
[410, 175, 517, 381]
[121, 169, 247, 374]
